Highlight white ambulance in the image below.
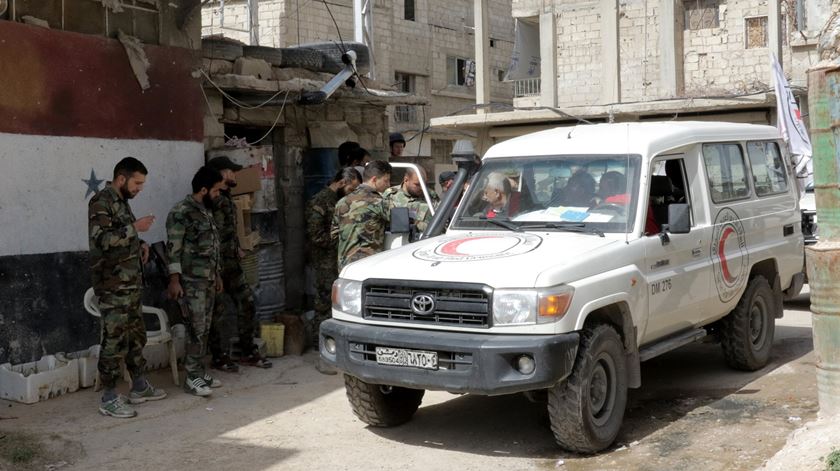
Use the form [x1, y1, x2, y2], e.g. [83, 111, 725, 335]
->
[320, 122, 805, 453]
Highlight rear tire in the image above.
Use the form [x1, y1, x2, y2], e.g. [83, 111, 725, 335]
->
[201, 38, 243, 61]
[344, 375, 424, 427]
[291, 41, 370, 74]
[548, 324, 628, 453]
[721, 275, 776, 371]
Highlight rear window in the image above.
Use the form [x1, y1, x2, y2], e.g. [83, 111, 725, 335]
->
[747, 141, 788, 196]
[702, 143, 751, 203]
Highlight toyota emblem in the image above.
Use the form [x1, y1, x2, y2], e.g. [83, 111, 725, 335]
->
[411, 293, 436, 316]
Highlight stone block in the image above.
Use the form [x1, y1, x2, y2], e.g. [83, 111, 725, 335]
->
[233, 57, 274, 80]
[202, 58, 234, 76]
[204, 115, 225, 138]
[238, 107, 285, 125]
[205, 89, 224, 116]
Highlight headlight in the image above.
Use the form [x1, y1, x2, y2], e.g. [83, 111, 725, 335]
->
[332, 278, 363, 317]
[493, 285, 574, 326]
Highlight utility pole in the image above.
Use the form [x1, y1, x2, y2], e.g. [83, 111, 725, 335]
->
[474, 0, 490, 113]
[805, 17, 840, 416]
[353, 0, 375, 80]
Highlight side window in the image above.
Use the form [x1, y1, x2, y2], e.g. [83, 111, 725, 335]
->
[747, 141, 788, 196]
[702, 143, 750, 203]
[648, 158, 692, 232]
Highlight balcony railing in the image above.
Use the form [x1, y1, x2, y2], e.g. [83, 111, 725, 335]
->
[514, 78, 541, 98]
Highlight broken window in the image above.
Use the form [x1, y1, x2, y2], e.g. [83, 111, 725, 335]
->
[683, 0, 719, 30]
[447, 56, 469, 86]
[745, 16, 768, 49]
[404, 0, 415, 21]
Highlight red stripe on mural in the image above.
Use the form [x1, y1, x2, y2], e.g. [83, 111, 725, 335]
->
[0, 22, 202, 142]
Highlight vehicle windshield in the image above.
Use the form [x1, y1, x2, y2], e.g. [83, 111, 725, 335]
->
[452, 154, 642, 234]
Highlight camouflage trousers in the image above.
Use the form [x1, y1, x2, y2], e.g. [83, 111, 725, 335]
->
[181, 278, 215, 379]
[209, 265, 257, 358]
[312, 255, 337, 346]
[97, 289, 146, 389]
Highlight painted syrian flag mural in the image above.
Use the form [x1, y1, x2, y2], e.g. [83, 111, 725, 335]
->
[0, 23, 204, 364]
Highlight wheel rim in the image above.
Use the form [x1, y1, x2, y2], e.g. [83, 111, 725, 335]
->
[749, 296, 769, 350]
[588, 353, 617, 427]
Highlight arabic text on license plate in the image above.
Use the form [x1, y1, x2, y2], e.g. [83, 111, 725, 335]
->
[375, 347, 438, 370]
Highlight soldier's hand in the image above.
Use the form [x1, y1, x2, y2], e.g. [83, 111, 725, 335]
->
[168, 280, 184, 300]
[134, 215, 155, 233]
[215, 277, 224, 293]
[140, 243, 150, 264]
[238, 248, 246, 259]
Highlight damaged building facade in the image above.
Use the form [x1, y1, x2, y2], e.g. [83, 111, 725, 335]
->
[433, 0, 827, 145]
[199, 40, 425, 316]
[199, 0, 515, 170]
[0, 7, 204, 364]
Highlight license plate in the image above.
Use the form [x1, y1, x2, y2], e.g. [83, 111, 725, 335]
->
[375, 347, 438, 370]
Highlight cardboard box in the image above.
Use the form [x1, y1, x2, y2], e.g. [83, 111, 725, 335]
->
[231, 166, 262, 195]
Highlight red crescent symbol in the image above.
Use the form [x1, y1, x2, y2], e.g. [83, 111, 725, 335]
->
[440, 237, 495, 256]
[718, 226, 737, 284]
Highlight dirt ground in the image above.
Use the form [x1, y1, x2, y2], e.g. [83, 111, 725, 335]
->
[0, 292, 822, 471]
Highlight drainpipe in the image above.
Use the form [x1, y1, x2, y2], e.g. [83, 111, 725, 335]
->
[805, 22, 840, 416]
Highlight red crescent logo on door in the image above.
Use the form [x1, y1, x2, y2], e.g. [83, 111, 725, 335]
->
[711, 208, 748, 303]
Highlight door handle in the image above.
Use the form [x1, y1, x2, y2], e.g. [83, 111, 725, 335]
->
[783, 224, 794, 237]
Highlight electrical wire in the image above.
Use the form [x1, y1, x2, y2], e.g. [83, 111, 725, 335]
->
[199, 82, 290, 146]
[322, 0, 348, 54]
[200, 69, 290, 110]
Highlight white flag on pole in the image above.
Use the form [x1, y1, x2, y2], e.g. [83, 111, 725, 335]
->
[770, 53, 812, 193]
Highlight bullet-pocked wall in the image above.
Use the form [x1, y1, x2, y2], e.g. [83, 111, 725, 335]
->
[0, 21, 204, 365]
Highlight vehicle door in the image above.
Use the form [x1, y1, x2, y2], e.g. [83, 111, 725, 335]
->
[641, 154, 713, 343]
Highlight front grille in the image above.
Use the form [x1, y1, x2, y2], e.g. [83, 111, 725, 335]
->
[363, 280, 491, 327]
[349, 342, 474, 371]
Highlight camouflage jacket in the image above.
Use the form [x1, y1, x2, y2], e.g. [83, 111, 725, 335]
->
[330, 184, 390, 270]
[305, 186, 339, 263]
[382, 186, 434, 233]
[88, 185, 143, 294]
[212, 190, 239, 271]
[166, 195, 221, 281]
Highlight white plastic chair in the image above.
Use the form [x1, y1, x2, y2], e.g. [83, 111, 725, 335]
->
[83, 288, 179, 388]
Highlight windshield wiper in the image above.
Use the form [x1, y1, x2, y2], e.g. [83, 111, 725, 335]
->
[477, 215, 521, 232]
[519, 222, 605, 237]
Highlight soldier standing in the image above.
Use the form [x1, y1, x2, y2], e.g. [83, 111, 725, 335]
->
[331, 160, 392, 271]
[382, 167, 435, 235]
[89, 157, 166, 418]
[206, 157, 272, 370]
[166, 167, 224, 397]
[306, 168, 362, 344]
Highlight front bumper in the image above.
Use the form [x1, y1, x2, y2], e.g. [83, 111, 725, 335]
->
[319, 319, 579, 396]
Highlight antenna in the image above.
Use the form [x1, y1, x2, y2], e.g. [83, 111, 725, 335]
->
[625, 123, 631, 245]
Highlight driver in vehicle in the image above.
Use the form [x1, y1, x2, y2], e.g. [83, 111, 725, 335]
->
[551, 170, 598, 207]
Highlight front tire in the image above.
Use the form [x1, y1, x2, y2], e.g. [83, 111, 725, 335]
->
[721, 275, 777, 371]
[548, 324, 628, 453]
[344, 375, 425, 427]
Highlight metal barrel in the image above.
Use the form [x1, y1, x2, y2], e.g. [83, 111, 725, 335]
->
[806, 63, 840, 415]
[253, 243, 286, 322]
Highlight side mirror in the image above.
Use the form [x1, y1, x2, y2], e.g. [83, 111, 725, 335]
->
[390, 207, 411, 234]
[667, 203, 691, 234]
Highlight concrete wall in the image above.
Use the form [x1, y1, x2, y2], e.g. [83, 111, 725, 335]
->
[512, 0, 818, 109]
[200, 0, 515, 160]
[0, 21, 203, 364]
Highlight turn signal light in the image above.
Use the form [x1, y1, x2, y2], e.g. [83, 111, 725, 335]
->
[538, 293, 572, 319]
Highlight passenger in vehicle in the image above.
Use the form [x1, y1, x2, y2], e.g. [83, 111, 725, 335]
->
[479, 172, 512, 219]
[551, 170, 597, 207]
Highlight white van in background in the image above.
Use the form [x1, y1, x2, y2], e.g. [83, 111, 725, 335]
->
[321, 122, 805, 453]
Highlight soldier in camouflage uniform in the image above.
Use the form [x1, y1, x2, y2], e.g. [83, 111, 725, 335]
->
[306, 168, 362, 345]
[382, 167, 436, 237]
[89, 157, 166, 418]
[331, 160, 393, 271]
[206, 157, 272, 370]
[166, 166, 225, 397]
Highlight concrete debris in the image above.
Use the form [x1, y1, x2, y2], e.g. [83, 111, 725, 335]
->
[21, 16, 50, 28]
[555, 459, 565, 468]
[98, 0, 124, 12]
[233, 57, 273, 80]
[817, 13, 840, 65]
[117, 31, 151, 90]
